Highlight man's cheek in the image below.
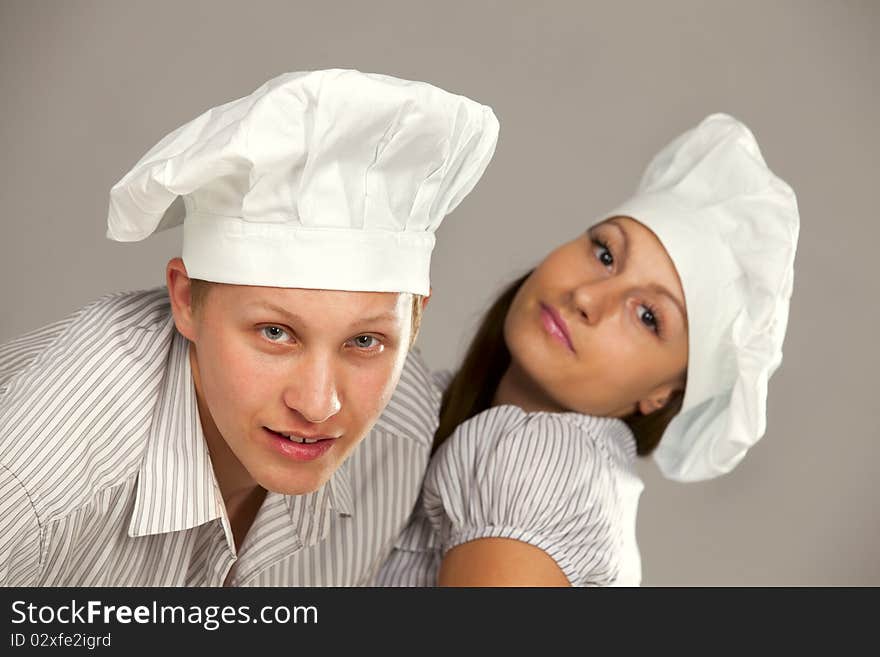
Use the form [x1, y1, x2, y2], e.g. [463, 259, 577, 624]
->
[206, 363, 269, 420]
[350, 368, 398, 418]
[376, 375, 404, 417]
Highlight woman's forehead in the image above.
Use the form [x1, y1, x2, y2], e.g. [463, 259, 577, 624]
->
[593, 216, 687, 312]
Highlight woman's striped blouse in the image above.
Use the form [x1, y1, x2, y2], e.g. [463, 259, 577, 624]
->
[375, 398, 645, 586]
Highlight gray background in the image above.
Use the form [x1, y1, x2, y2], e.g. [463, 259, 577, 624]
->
[1, 0, 877, 585]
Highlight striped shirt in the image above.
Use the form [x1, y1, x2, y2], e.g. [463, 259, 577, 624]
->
[0, 288, 440, 586]
[375, 398, 645, 586]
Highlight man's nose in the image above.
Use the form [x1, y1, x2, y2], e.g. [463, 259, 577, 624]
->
[282, 355, 342, 424]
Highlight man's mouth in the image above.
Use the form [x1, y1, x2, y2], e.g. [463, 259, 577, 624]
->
[265, 428, 336, 445]
[261, 427, 338, 462]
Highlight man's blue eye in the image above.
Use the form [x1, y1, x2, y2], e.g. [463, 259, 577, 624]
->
[262, 326, 289, 342]
[353, 335, 378, 349]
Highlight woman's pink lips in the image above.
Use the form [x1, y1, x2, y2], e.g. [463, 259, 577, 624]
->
[540, 303, 575, 352]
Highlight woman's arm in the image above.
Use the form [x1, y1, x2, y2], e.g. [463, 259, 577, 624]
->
[438, 537, 571, 587]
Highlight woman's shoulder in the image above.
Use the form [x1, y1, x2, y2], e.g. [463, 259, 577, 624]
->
[422, 405, 643, 584]
[427, 406, 629, 495]
[443, 404, 636, 464]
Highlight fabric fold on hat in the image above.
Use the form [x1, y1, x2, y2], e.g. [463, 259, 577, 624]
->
[599, 113, 799, 482]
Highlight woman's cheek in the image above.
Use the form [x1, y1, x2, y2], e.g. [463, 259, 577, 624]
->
[507, 318, 542, 370]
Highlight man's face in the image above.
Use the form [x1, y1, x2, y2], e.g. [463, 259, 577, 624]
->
[184, 281, 414, 496]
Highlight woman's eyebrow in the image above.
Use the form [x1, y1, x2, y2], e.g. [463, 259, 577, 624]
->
[655, 287, 687, 325]
[605, 219, 630, 262]
[606, 218, 687, 324]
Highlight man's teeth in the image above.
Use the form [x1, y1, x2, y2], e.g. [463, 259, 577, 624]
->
[280, 433, 320, 444]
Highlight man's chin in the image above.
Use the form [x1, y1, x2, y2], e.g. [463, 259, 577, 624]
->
[255, 468, 331, 497]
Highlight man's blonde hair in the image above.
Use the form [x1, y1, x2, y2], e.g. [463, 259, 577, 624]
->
[189, 279, 425, 347]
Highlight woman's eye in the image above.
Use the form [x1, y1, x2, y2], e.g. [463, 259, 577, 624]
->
[261, 326, 291, 342]
[592, 239, 614, 267]
[349, 335, 383, 351]
[636, 304, 660, 334]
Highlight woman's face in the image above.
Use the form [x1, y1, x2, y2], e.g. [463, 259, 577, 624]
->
[503, 216, 689, 418]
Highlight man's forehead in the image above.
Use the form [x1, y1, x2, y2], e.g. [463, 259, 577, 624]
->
[228, 285, 410, 323]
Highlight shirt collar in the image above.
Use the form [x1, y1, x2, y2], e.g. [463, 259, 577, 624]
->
[129, 326, 354, 542]
[232, 462, 353, 583]
[128, 326, 223, 538]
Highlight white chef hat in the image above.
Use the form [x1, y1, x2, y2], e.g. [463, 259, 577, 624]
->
[597, 113, 799, 482]
[106, 69, 499, 295]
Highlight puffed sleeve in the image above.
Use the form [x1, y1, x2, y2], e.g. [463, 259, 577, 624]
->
[0, 463, 42, 585]
[423, 406, 622, 586]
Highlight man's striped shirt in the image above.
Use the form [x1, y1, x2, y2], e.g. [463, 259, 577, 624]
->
[0, 288, 440, 586]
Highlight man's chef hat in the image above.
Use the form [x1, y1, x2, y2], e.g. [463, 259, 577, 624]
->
[598, 113, 799, 482]
[107, 69, 499, 295]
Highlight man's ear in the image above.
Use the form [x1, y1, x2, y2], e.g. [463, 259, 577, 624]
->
[421, 287, 432, 311]
[166, 257, 197, 341]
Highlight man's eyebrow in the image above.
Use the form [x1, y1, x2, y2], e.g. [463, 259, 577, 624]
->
[605, 218, 687, 324]
[349, 311, 400, 327]
[251, 302, 306, 325]
[251, 302, 399, 328]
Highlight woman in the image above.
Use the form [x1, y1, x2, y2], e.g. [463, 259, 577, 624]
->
[375, 113, 799, 586]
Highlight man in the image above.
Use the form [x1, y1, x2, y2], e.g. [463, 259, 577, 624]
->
[0, 69, 498, 586]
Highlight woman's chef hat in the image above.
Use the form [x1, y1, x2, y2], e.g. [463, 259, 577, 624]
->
[107, 69, 499, 295]
[599, 113, 799, 482]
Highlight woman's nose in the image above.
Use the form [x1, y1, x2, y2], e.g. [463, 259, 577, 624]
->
[282, 356, 342, 424]
[570, 279, 620, 325]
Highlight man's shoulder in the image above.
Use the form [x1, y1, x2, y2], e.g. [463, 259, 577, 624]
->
[71, 287, 172, 334]
[0, 286, 173, 388]
[0, 287, 175, 524]
[0, 288, 170, 388]
[4, 287, 171, 350]
[42, 287, 174, 370]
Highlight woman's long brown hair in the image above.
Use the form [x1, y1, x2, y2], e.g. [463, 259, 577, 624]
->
[431, 271, 685, 457]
